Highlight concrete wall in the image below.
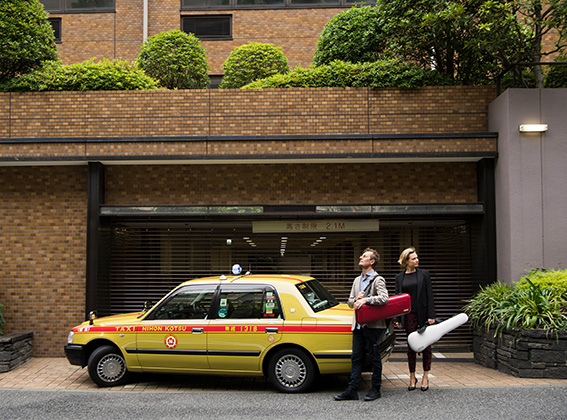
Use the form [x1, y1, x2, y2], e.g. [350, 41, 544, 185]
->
[490, 89, 567, 283]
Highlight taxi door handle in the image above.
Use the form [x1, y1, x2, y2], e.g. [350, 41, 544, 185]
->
[192, 328, 204, 334]
[266, 327, 279, 334]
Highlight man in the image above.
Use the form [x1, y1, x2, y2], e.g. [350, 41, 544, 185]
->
[334, 248, 389, 401]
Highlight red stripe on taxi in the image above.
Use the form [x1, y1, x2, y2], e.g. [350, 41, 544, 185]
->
[73, 324, 351, 334]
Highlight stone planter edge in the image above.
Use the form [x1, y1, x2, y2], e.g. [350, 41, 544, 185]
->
[0, 331, 33, 373]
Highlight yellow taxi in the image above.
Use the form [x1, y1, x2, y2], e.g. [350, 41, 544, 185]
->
[65, 273, 395, 392]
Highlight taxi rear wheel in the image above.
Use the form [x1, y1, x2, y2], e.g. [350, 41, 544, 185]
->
[268, 348, 315, 393]
[87, 345, 130, 387]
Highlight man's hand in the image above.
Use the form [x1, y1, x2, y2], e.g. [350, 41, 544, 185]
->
[354, 297, 367, 310]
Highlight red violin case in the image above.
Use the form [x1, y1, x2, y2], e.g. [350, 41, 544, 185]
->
[355, 293, 411, 324]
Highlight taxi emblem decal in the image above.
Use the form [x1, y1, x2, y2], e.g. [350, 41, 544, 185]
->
[165, 334, 178, 349]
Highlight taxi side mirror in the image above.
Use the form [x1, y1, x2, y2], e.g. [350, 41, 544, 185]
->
[88, 310, 98, 325]
[143, 300, 153, 312]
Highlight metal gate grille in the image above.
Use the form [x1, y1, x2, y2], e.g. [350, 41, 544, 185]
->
[97, 218, 474, 350]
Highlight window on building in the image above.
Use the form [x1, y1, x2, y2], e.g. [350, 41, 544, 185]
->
[235, 0, 284, 6]
[40, 0, 115, 12]
[290, 0, 338, 4]
[181, 0, 374, 8]
[182, 15, 232, 40]
[49, 18, 62, 42]
[182, 0, 230, 8]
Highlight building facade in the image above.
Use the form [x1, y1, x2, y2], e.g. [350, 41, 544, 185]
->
[43, 0, 359, 78]
[0, 86, 498, 356]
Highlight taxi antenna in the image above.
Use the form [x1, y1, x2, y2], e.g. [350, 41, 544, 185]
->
[230, 271, 251, 282]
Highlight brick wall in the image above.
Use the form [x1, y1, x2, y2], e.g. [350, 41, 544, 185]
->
[0, 85, 497, 138]
[105, 162, 479, 206]
[0, 166, 87, 356]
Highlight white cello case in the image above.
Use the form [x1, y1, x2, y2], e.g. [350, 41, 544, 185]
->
[407, 313, 469, 352]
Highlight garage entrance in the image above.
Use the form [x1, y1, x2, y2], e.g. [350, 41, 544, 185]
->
[96, 211, 483, 350]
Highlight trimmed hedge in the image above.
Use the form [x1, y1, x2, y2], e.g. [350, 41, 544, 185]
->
[0, 0, 58, 82]
[220, 42, 289, 89]
[137, 30, 209, 89]
[312, 5, 389, 66]
[0, 59, 159, 92]
[243, 60, 453, 89]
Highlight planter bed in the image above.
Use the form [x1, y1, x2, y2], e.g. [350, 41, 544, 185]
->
[0, 332, 33, 373]
[473, 327, 567, 378]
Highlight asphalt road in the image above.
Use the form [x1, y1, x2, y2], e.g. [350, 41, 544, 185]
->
[1, 385, 566, 420]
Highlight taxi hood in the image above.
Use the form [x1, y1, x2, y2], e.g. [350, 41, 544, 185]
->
[73, 311, 144, 330]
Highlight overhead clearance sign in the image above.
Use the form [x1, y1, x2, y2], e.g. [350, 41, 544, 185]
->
[252, 219, 379, 233]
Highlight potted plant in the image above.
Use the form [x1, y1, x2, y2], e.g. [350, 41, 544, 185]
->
[464, 269, 567, 378]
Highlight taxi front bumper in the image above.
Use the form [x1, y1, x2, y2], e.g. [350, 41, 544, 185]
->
[64, 344, 86, 367]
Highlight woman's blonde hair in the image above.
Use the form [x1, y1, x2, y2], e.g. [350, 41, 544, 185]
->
[398, 247, 416, 266]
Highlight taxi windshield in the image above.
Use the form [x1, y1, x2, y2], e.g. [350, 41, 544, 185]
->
[296, 279, 339, 312]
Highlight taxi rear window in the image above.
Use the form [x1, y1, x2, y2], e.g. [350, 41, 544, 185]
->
[296, 279, 339, 312]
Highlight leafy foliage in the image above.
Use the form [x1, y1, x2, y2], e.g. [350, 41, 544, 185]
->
[544, 56, 567, 87]
[243, 60, 453, 89]
[220, 42, 290, 89]
[376, 0, 516, 85]
[0, 302, 5, 335]
[519, 269, 567, 299]
[312, 6, 391, 66]
[0, 0, 59, 82]
[464, 282, 515, 331]
[464, 276, 567, 336]
[0, 59, 159, 92]
[137, 30, 209, 89]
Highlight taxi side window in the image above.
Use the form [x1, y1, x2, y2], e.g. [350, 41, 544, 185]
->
[154, 287, 215, 320]
[217, 287, 282, 319]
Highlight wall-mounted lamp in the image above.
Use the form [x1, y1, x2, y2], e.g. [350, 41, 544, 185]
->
[519, 124, 548, 133]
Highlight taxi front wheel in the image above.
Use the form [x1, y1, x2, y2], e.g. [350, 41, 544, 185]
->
[87, 345, 130, 387]
[268, 348, 315, 393]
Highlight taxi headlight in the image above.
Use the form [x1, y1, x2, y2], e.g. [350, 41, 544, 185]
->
[67, 331, 74, 344]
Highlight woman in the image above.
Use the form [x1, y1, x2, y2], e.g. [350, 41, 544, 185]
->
[394, 247, 435, 391]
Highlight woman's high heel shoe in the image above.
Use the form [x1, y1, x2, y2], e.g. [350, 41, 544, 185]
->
[408, 377, 417, 391]
[421, 377, 429, 391]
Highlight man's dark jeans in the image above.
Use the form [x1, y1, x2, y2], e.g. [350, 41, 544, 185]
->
[347, 327, 385, 390]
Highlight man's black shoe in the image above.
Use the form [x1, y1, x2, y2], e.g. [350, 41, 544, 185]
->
[334, 388, 359, 401]
[364, 387, 381, 401]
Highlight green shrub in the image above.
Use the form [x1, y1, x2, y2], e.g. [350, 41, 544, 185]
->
[137, 30, 209, 89]
[0, 302, 5, 335]
[243, 60, 453, 89]
[519, 269, 567, 300]
[464, 278, 567, 336]
[312, 6, 391, 66]
[544, 56, 567, 88]
[463, 282, 514, 331]
[220, 42, 289, 89]
[0, 0, 58, 82]
[0, 59, 159, 92]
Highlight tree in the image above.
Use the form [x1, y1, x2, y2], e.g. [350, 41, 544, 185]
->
[312, 6, 391, 66]
[478, 0, 567, 88]
[544, 53, 567, 86]
[137, 30, 209, 89]
[377, 0, 511, 85]
[0, 0, 58, 82]
[378, 0, 567, 87]
[220, 42, 289, 89]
